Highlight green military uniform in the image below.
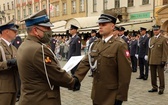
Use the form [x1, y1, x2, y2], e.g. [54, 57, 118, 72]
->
[0, 22, 19, 105]
[75, 36, 132, 105]
[148, 34, 168, 92]
[17, 9, 76, 105]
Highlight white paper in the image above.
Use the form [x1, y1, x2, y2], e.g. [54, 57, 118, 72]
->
[62, 55, 85, 72]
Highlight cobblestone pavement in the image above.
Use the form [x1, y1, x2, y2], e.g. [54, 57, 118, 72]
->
[16, 57, 168, 105]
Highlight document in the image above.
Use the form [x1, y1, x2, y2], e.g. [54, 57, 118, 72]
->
[62, 55, 85, 72]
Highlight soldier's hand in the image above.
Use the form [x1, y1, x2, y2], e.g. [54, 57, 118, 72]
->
[7, 59, 17, 67]
[161, 62, 166, 68]
[114, 99, 123, 105]
[73, 76, 81, 91]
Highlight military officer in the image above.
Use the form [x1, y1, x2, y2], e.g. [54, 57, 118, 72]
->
[118, 26, 129, 45]
[113, 26, 120, 38]
[129, 33, 138, 72]
[148, 25, 168, 95]
[17, 9, 80, 105]
[0, 20, 19, 105]
[74, 13, 132, 105]
[68, 24, 81, 75]
[136, 27, 149, 80]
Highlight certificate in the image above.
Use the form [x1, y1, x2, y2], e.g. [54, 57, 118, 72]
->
[62, 55, 85, 72]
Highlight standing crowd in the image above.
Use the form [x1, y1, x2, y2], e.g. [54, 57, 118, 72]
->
[0, 8, 167, 105]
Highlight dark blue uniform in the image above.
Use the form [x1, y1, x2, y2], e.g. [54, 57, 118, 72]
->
[88, 36, 97, 48]
[129, 39, 138, 72]
[50, 38, 56, 53]
[12, 35, 22, 49]
[136, 35, 149, 79]
[121, 35, 130, 49]
[68, 35, 81, 75]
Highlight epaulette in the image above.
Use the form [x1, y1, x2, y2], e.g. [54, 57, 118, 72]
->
[94, 38, 101, 42]
[116, 37, 125, 43]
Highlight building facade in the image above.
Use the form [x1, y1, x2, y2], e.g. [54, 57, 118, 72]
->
[0, 0, 15, 24]
[14, 0, 49, 35]
[155, 0, 168, 33]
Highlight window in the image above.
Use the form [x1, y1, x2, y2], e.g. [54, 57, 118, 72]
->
[35, 6, 39, 12]
[71, 0, 76, 13]
[93, 0, 97, 12]
[17, 0, 20, 3]
[163, 0, 168, 5]
[55, 4, 59, 16]
[63, 2, 67, 15]
[23, 9, 26, 18]
[115, 0, 120, 8]
[80, 0, 84, 12]
[28, 7, 32, 15]
[3, 4, 5, 10]
[11, 1, 14, 9]
[103, 0, 108, 10]
[7, 3, 10, 10]
[128, 0, 133, 7]
[42, 4, 46, 9]
[8, 15, 10, 21]
[142, 0, 149, 5]
[17, 10, 20, 20]
[12, 15, 14, 19]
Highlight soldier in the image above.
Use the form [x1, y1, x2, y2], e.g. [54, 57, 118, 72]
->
[129, 33, 138, 72]
[74, 13, 132, 105]
[148, 25, 168, 95]
[68, 24, 81, 75]
[0, 20, 19, 105]
[88, 29, 97, 48]
[113, 26, 120, 38]
[17, 9, 80, 105]
[118, 26, 129, 45]
[50, 37, 56, 53]
[135, 27, 149, 80]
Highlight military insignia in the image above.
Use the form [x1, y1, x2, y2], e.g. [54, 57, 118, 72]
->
[45, 57, 51, 63]
[78, 41, 81, 43]
[158, 45, 160, 47]
[125, 50, 130, 57]
[17, 41, 20, 44]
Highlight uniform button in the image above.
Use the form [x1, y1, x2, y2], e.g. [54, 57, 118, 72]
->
[98, 63, 100, 65]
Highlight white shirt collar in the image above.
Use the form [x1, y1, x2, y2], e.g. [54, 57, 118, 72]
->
[120, 34, 124, 38]
[155, 33, 161, 38]
[1, 38, 11, 46]
[103, 35, 113, 43]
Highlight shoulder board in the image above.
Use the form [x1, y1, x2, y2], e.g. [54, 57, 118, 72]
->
[116, 37, 125, 43]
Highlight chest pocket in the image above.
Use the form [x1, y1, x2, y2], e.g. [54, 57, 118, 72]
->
[156, 43, 162, 48]
[101, 53, 117, 66]
[5, 54, 12, 60]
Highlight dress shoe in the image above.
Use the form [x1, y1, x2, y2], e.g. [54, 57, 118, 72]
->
[148, 89, 158, 92]
[143, 76, 148, 80]
[158, 90, 164, 95]
[136, 77, 143, 79]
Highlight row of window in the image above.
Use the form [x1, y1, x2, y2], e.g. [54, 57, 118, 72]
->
[0, 1, 14, 11]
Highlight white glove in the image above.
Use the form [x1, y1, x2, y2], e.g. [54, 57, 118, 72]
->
[135, 54, 138, 59]
[144, 55, 148, 61]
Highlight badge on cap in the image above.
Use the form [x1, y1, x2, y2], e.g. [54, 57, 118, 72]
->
[17, 41, 20, 44]
[45, 57, 51, 63]
[125, 50, 130, 57]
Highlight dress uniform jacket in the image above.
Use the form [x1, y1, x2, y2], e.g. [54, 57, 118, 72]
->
[75, 37, 132, 105]
[130, 40, 138, 56]
[50, 38, 56, 53]
[17, 35, 75, 105]
[0, 39, 18, 93]
[148, 34, 168, 65]
[137, 35, 149, 58]
[68, 35, 81, 59]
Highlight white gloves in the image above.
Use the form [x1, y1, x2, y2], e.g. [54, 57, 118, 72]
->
[135, 54, 138, 59]
[144, 55, 148, 61]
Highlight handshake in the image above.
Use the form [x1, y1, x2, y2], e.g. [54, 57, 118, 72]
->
[72, 76, 81, 91]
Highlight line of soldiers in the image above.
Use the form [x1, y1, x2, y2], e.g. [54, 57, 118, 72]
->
[0, 8, 167, 105]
